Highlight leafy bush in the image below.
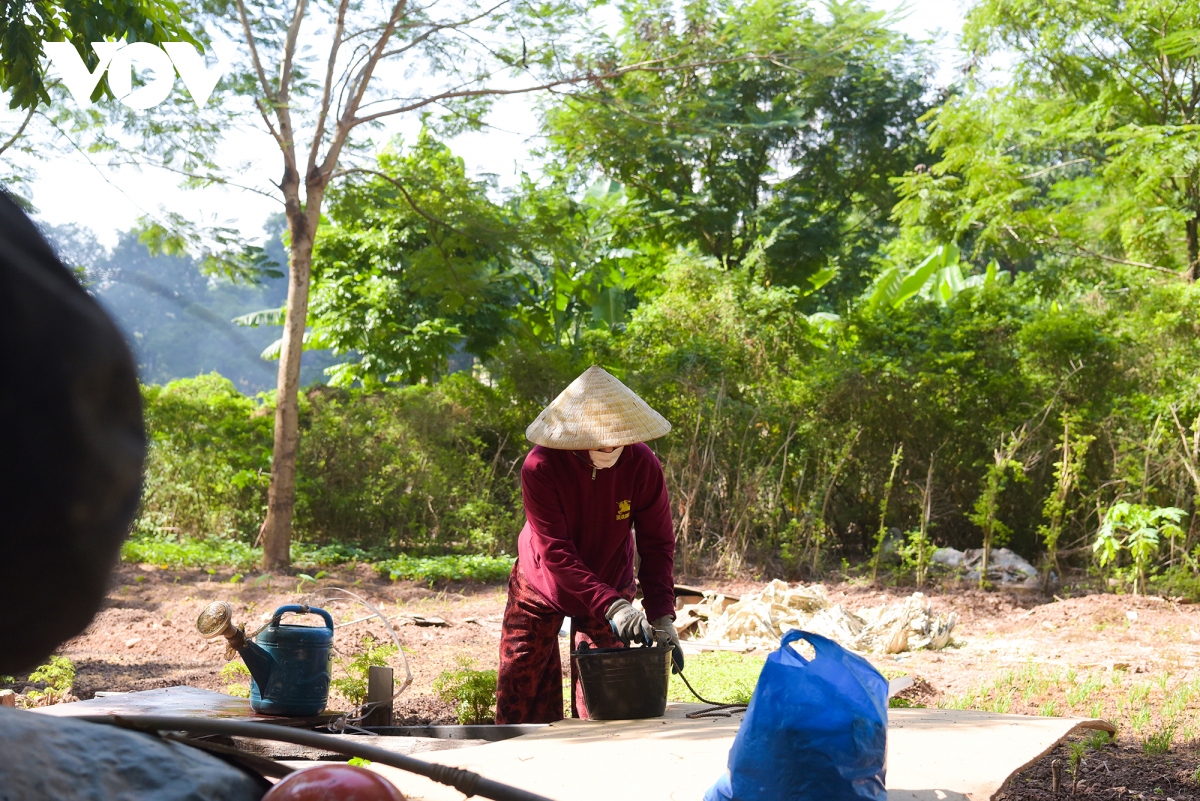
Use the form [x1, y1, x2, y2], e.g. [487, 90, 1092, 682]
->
[121, 533, 261, 570]
[134, 373, 523, 556]
[374, 554, 514, 585]
[1094, 503, 1186, 595]
[137, 374, 273, 541]
[331, 636, 399, 709]
[220, 660, 252, 698]
[21, 656, 76, 706]
[433, 660, 498, 725]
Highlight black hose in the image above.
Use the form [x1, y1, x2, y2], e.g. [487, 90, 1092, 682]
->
[677, 671, 749, 719]
[76, 714, 555, 801]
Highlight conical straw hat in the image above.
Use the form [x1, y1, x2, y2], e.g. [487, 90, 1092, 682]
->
[526, 365, 671, 449]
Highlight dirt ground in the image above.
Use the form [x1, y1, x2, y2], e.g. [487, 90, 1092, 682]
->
[8, 562, 1200, 797]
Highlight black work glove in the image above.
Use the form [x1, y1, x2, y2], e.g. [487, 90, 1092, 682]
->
[652, 616, 684, 673]
[605, 599, 654, 647]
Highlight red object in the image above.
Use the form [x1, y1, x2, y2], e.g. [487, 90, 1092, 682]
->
[495, 562, 629, 723]
[517, 443, 676, 622]
[263, 765, 406, 801]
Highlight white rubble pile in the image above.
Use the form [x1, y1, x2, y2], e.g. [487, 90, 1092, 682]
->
[676, 579, 958, 655]
[932, 546, 1039, 587]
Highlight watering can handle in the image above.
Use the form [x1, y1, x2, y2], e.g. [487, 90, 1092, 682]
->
[270, 604, 334, 631]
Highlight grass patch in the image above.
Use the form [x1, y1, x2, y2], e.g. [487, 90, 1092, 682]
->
[120, 533, 514, 585]
[668, 652, 764, 706]
[939, 661, 1200, 753]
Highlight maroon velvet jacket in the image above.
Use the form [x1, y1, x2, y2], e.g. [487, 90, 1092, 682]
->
[516, 442, 676, 622]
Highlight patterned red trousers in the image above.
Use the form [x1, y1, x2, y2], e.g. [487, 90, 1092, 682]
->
[495, 561, 632, 724]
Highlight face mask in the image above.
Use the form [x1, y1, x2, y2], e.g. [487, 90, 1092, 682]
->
[589, 446, 624, 469]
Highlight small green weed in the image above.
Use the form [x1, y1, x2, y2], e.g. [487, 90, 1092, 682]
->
[1128, 682, 1152, 704]
[433, 659, 498, 725]
[1068, 740, 1086, 782]
[23, 655, 76, 705]
[1084, 729, 1112, 749]
[330, 635, 398, 709]
[1130, 705, 1152, 732]
[220, 661, 252, 698]
[347, 757, 372, 767]
[1038, 700, 1059, 717]
[295, 571, 327, 593]
[1066, 675, 1103, 708]
[1144, 725, 1175, 754]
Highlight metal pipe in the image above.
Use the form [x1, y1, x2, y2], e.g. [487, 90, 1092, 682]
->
[76, 714, 556, 801]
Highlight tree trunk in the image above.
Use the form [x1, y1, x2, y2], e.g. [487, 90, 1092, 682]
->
[1188, 215, 1199, 282]
[261, 180, 323, 571]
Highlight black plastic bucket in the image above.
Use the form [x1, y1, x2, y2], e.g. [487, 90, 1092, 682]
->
[573, 640, 674, 720]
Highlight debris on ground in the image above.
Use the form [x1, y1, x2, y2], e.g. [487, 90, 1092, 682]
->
[932, 547, 1040, 587]
[674, 580, 958, 655]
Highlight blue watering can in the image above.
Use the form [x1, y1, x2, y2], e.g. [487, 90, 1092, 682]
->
[197, 601, 334, 717]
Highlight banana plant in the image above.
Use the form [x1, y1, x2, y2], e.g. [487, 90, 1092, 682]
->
[869, 243, 999, 309]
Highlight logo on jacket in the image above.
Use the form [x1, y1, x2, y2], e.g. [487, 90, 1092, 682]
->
[616, 499, 631, 521]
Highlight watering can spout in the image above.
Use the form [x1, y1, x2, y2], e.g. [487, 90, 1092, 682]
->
[236, 640, 276, 690]
[196, 600, 277, 689]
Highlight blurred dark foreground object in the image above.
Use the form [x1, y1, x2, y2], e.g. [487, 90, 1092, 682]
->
[0, 192, 145, 675]
[0, 193, 264, 800]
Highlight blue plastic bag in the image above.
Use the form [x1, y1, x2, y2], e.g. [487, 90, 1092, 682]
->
[703, 630, 888, 801]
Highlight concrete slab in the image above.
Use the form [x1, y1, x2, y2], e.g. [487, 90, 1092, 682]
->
[339, 704, 1114, 801]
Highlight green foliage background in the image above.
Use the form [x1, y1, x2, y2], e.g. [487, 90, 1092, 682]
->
[105, 0, 1200, 590]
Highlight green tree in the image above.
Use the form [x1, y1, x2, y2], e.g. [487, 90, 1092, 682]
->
[303, 131, 514, 387]
[80, 0, 832, 570]
[1094, 502, 1186, 595]
[0, 0, 195, 110]
[893, 0, 1200, 280]
[544, 0, 931, 296]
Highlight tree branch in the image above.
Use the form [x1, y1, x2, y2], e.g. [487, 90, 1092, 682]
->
[318, 0, 410, 183]
[331, 167, 471, 238]
[309, 0, 352, 179]
[0, 104, 37, 159]
[278, 0, 310, 101]
[350, 51, 831, 127]
[235, 0, 275, 100]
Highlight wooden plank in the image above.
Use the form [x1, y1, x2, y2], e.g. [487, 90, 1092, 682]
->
[30, 686, 339, 726]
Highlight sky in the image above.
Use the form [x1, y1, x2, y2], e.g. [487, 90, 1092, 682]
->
[26, 0, 969, 249]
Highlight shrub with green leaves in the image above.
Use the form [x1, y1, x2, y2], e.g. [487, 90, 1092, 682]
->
[433, 660, 498, 725]
[1094, 503, 1186, 595]
[375, 554, 515, 585]
[331, 636, 399, 709]
[22, 655, 76, 705]
[133, 373, 523, 556]
[220, 660, 252, 698]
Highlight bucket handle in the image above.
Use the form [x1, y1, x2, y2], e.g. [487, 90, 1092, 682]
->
[269, 604, 334, 631]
